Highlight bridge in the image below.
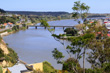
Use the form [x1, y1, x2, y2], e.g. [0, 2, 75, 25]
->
[27, 25, 75, 29]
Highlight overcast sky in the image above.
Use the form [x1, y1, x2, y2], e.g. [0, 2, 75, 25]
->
[0, 0, 110, 13]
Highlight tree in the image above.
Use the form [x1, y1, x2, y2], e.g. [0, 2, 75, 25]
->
[0, 8, 6, 13]
[62, 58, 81, 73]
[72, 1, 90, 26]
[52, 48, 65, 64]
[68, 33, 95, 73]
[0, 16, 6, 24]
[40, 20, 49, 27]
[85, 26, 110, 73]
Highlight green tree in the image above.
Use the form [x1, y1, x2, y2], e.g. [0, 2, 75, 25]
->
[40, 20, 50, 27]
[68, 33, 95, 73]
[52, 48, 65, 64]
[0, 8, 6, 13]
[72, 1, 90, 26]
[62, 58, 81, 73]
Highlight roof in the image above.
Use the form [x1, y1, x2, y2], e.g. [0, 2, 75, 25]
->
[4, 23, 7, 26]
[8, 22, 13, 24]
[107, 34, 110, 37]
[8, 64, 27, 73]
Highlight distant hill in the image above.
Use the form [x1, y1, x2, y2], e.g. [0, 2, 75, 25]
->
[88, 13, 107, 18]
[6, 11, 70, 16]
[0, 8, 6, 13]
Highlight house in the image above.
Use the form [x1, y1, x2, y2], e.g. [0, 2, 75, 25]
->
[7, 22, 14, 27]
[3, 22, 14, 28]
[8, 63, 27, 73]
[5, 62, 43, 73]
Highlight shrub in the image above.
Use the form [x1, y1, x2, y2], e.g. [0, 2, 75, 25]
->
[22, 24, 26, 27]
[43, 61, 55, 73]
[0, 49, 4, 58]
[5, 48, 18, 65]
[64, 28, 77, 36]
[0, 25, 5, 29]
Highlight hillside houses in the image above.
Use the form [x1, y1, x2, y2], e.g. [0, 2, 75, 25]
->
[0, 22, 14, 29]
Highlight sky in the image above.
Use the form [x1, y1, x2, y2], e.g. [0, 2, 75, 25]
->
[0, 0, 110, 13]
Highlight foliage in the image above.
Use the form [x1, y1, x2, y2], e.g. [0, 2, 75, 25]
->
[0, 66, 3, 73]
[0, 48, 4, 58]
[0, 16, 19, 24]
[52, 34, 60, 39]
[85, 68, 103, 73]
[7, 29, 12, 33]
[72, 1, 90, 20]
[21, 24, 27, 30]
[12, 25, 19, 31]
[62, 58, 82, 73]
[6, 17, 16, 24]
[0, 8, 6, 13]
[64, 28, 77, 36]
[48, 29, 55, 34]
[5, 48, 18, 65]
[0, 38, 18, 67]
[40, 20, 50, 27]
[0, 25, 5, 29]
[43, 61, 56, 73]
[22, 24, 26, 27]
[52, 48, 65, 64]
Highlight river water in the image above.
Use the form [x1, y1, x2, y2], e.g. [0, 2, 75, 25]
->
[3, 19, 91, 69]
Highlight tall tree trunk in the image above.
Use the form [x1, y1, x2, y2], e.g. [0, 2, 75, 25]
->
[83, 48, 85, 73]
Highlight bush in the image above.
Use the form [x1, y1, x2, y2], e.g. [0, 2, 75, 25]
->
[0, 49, 4, 58]
[0, 25, 5, 29]
[5, 48, 18, 65]
[22, 24, 26, 27]
[43, 61, 56, 73]
[64, 28, 77, 36]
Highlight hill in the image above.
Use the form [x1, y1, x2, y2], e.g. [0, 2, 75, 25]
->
[6, 11, 70, 16]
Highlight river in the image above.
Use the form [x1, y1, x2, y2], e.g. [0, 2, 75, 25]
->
[3, 19, 91, 69]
